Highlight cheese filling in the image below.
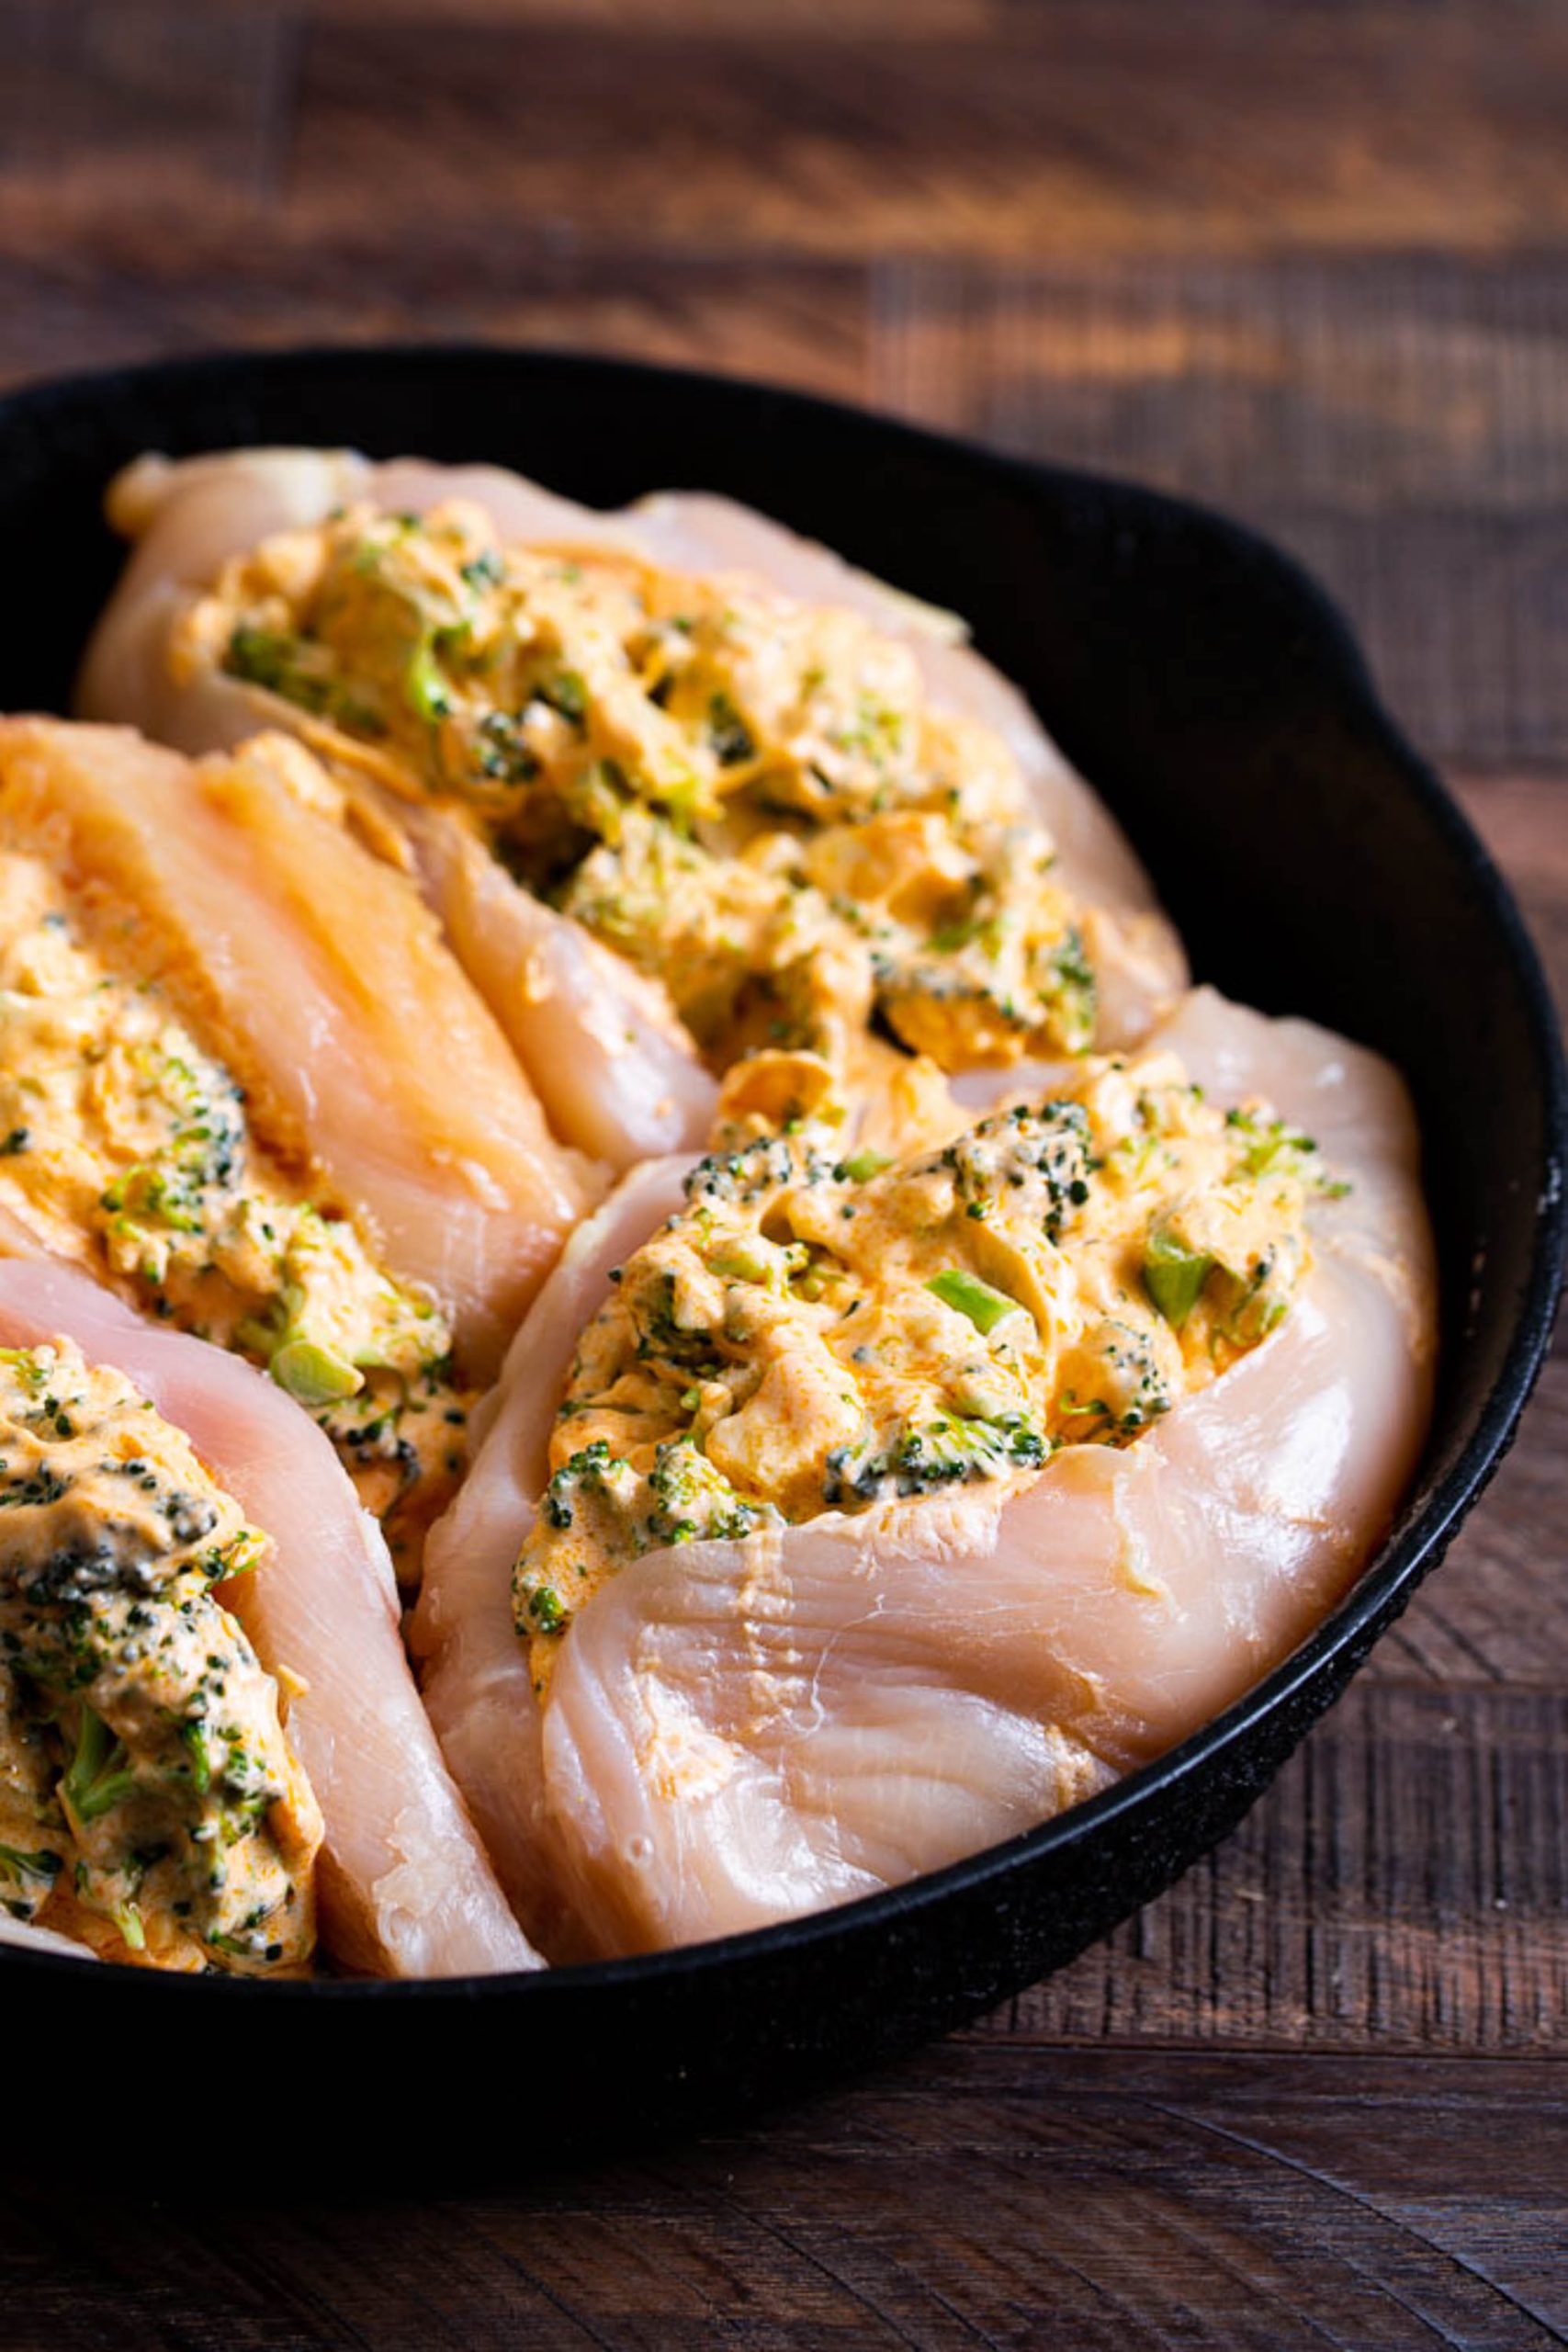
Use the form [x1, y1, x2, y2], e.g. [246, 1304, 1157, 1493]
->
[0, 1341, 320, 1973]
[180, 502, 1103, 1088]
[513, 1050, 1343, 1687]
[0, 852, 468, 1577]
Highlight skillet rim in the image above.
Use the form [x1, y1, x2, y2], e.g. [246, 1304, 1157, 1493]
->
[0, 337, 1562, 2010]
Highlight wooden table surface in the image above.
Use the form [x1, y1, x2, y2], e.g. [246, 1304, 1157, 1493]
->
[2, 6, 1565, 2345]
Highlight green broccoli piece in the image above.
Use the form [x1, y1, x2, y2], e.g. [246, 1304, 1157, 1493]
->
[643, 1437, 779, 1550]
[1143, 1222, 1214, 1328]
[925, 1269, 1021, 1335]
[825, 1411, 1045, 1505]
[541, 1440, 637, 1532]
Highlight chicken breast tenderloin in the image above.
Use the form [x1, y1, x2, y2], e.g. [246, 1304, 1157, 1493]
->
[414, 989, 1434, 1959]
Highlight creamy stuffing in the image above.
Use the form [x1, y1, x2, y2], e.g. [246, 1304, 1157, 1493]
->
[513, 1051, 1343, 1684]
[0, 1341, 320, 1972]
[0, 853, 468, 1577]
[180, 502, 1100, 1093]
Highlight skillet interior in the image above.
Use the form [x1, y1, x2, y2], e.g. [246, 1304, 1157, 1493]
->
[0, 345, 1560, 2171]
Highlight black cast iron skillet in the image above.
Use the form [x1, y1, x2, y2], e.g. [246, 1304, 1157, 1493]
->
[0, 348, 1561, 2169]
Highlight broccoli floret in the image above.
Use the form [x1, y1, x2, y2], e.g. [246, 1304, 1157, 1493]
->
[514, 1442, 641, 1643]
[1224, 1107, 1347, 1194]
[540, 669, 588, 728]
[924, 1268, 1021, 1334]
[874, 912, 1097, 1063]
[225, 624, 310, 698]
[683, 1133, 828, 1208]
[1143, 1221, 1214, 1328]
[1043, 924, 1097, 1048]
[540, 1439, 637, 1532]
[472, 707, 540, 786]
[1070, 1322, 1173, 1438]
[824, 1411, 1045, 1505]
[0, 1842, 62, 1921]
[460, 549, 504, 592]
[224, 625, 387, 737]
[708, 692, 756, 767]
[627, 1269, 717, 1369]
[833, 1148, 892, 1183]
[643, 1437, 779, 1550]
[924, 1099, 1093, 1244]
[404, 634, 454, 724]
[1216, 1239, 1304, 1347]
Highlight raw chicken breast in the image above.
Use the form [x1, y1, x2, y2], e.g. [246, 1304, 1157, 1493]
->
[0, 1250, 536, 1976]
[77, 446, 1186, 1154]
[0, 1916, 101, 1961]
[387, 795, 716, 1171]
[412, 1157, 690, 1957]
[0, 716, 592, 1374]
[80, 449, 378, 759]
[416, 988, 1434, 1959]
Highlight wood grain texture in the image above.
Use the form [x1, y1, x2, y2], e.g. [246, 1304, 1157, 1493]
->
[9, 3, 1568, 256]
[0, 235, 877, 410]
[3, 2052, 1565, 2347]
[0, 3, 1564, 2343]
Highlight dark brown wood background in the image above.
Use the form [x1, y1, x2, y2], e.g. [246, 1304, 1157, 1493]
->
[1, 5, 1564, 2344]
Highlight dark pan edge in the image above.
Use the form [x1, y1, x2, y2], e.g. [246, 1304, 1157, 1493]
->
[0, 346, 1560, 2112]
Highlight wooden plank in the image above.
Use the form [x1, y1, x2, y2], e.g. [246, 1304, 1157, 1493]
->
[1269, 507, 1568, 768]
[293, 0, 999, 28]
[275, 9, 1568, 260]
[0, 241, 873, 408]
[3, 2051, 1563, 2346]
[0, 3, 295, 212]
[873, 254, 1568, 513]
[6, 6, 1568, 258]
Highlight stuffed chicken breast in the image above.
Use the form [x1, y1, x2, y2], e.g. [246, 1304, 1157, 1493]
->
[79, 448, 1187, 1167]
[0, 718, 593, 1578]
[24, 442, 1439, 1987]
[0, 1252, 535, 1976]
[0, 1329, 321, 1975]
[414, 989, 1434, 1959]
